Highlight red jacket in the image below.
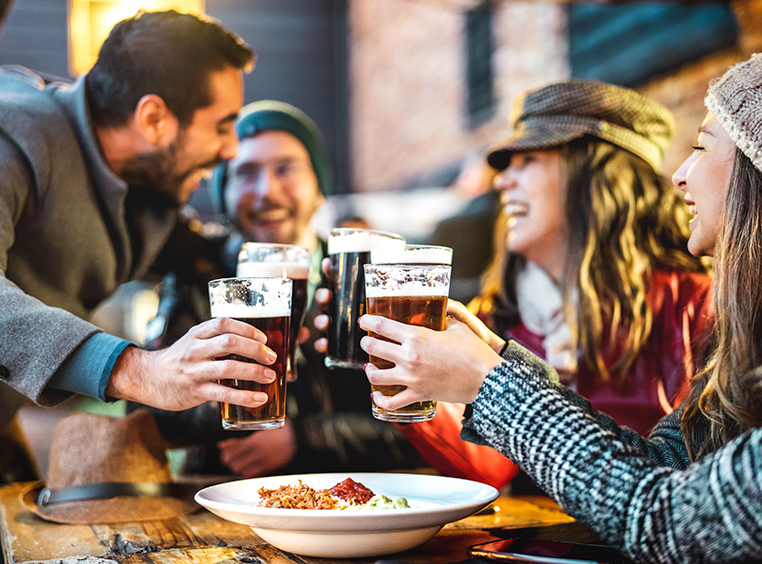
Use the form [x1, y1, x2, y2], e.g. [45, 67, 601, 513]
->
[400, 270, 714, 490]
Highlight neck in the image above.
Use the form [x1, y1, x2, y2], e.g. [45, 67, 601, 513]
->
[295, 229, 319, 254]
[94, 124, 146, 179]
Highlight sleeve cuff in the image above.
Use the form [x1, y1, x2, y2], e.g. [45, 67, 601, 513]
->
[48, 333, 133, 401]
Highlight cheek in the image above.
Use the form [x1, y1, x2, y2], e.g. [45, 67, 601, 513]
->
[229, 190, 255, 216]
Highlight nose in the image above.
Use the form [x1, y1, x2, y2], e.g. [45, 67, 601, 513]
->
[672, 153, 694, 192]
[219, 132, 239, 162]
[255, 166, 282, 198]
[493, 168, 516, 193]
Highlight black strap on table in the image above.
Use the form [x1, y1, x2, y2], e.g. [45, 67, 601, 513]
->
[36, 482, 179, 507]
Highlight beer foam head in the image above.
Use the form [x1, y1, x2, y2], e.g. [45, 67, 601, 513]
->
[371, 245, 453, 265]
[364, 265, 451, 298]
[210, 302, 291, 319]
[238, 243, 310, 265]
[208, 277, 292, 317]
[328, 228, 405, 254]
[237, 262, 309, 279]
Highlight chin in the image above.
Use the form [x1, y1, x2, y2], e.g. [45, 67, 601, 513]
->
[687, 237, 711, 258]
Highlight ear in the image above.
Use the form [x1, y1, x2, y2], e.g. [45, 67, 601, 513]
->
[133, 94, 178, 147]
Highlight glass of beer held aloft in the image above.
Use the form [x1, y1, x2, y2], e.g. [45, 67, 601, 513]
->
[325, 228, 405, 370]
[363, 263, 451, 422]
[208, 277, 292, 430]
[237, 243, 310, 382]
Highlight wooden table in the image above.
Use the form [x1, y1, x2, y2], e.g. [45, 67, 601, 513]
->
[0, 482, 576, 564]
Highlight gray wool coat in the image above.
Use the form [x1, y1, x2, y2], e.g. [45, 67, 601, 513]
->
[0, 66, 177, 427]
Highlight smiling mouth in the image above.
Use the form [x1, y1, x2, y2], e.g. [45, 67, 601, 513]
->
[688, 204, 697, 217]
[503, 202, 529, 218]
[253, 208, 291, 223]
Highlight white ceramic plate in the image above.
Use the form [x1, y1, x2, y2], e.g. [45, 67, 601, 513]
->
[195, 472, 499, 558]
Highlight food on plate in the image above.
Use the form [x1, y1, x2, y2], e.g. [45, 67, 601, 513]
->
[364, 494, 411, 509]
[257, 477, 410, 510]
[330, 477, 375, 503]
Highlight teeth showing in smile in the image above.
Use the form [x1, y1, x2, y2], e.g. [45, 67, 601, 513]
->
[503, 203, 529, 217]
[256, 209, 290, 222]
[199, 169, 214, 180]
[688, 204, 697, 216]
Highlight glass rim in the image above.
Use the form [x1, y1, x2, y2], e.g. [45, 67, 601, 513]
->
[208, 276, 293, 286]
[363, 263, 451, 273]
[370, 244, 453, 265]
[239, 242, 310, 253]
[328, 227, 405, 240]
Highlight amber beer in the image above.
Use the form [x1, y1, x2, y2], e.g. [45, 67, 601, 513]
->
[208, 277, 292, 430]
[363, 264, 451, 422]
[237, 243, 310, 382]
[325, 228, 405, 370]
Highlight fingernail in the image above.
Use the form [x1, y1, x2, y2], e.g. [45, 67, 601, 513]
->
[363, 363, 368, 370]
[253, 392, 267, 403]
[266, 350, 277, 363]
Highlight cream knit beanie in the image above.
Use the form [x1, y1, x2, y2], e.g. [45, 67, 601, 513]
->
[705, 53, 762, 172]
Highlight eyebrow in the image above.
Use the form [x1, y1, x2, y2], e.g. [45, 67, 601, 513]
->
[218, 112, 239, 126]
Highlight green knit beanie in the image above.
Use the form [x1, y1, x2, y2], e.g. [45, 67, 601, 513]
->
[210, 100, 331, 216]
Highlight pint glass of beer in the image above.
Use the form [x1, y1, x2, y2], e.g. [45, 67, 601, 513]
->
[208, 277, 292, 430]
[237, 243, 310, 382]
[325, 228, 405, 370]
[363, 263, 451, 422]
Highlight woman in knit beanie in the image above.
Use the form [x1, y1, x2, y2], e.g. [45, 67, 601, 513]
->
[359, 53, 762, 562]
[395, 79, 714, 493]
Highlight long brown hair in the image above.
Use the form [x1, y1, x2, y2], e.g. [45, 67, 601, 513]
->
[682, 149, 762, 459]
[481, 137, 707, 387]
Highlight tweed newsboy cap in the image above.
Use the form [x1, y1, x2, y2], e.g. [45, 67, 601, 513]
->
[705, 53, 762, 173]
[487, 79, 675, 171]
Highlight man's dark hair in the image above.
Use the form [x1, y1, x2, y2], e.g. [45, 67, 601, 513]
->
[86, 10, 254, 128]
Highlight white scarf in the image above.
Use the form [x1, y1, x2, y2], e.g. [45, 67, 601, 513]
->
[516, 261, 579, 385]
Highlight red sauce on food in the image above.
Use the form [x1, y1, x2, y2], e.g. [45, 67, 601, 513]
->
[330, 478, 375, 504]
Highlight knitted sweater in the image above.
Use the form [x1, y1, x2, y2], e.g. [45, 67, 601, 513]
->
[462, 341, 762, 563]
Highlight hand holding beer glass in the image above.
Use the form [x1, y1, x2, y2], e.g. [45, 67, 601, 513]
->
[363, 251, 452, 422]
[237, 243, 310, 382]
[208, 277, 292, 430]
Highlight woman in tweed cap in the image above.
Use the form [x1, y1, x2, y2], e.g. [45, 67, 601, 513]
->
[361, 53, 762, 562]
[398, 79, 713, 491]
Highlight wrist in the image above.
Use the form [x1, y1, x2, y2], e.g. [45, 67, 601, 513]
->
[104, 345, 142, 401]
[471, 350, 504, 402]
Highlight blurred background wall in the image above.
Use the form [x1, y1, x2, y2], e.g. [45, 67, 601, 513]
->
[3, 1, 761, 199]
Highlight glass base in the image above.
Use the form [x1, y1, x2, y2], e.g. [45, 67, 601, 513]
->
[371, 407, 436, 423]
[222, 418, 285, 430]
[324, 356, 365, 370]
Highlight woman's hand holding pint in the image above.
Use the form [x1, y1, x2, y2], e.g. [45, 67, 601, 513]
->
[359, 304, 505, 411]
[311, 255, 505, 410]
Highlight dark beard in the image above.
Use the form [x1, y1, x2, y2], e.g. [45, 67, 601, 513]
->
[119, 141, 186, 206]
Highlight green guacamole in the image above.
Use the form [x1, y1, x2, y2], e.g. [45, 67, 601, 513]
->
[362, 494, 410, 509]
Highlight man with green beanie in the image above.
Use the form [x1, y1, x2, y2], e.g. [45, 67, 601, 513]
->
[133, 101, 425, 478]
[213, 100, 328, 263]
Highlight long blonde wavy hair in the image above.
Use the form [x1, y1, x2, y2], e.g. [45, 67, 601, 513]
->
[682, 149, 762, 459]
[481, 137, 708, 389]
